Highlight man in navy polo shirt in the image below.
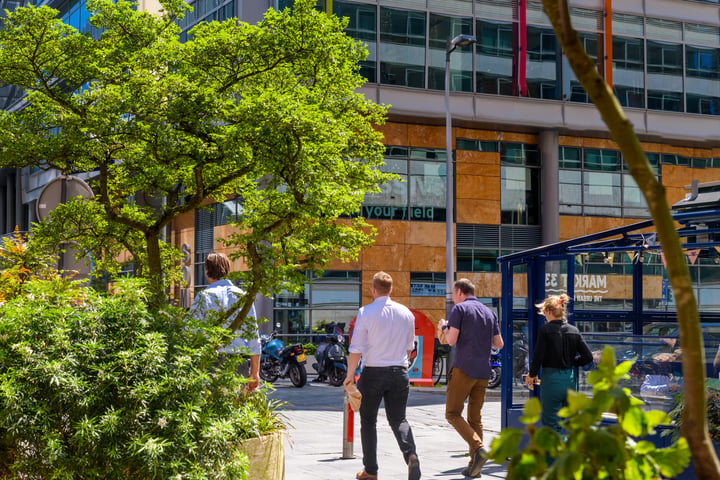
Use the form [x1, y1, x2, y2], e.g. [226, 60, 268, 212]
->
[438, 278, 503, 478]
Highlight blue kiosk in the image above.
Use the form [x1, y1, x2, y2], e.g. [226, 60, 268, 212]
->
[498, 183, 720, 433]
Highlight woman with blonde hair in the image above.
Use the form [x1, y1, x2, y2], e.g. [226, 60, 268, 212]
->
[524, 294, 593, 432]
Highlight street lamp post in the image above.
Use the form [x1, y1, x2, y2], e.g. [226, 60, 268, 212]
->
[444, 34, 477, 321]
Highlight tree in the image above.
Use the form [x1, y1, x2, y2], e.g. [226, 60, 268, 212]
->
[0, 0, 391, 315]
[499, 1, 720, 477]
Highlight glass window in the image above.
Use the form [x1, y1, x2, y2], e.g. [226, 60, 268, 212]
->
[583, 171, 621, 216]
[647, 40, 683, 112]
[428, 14, 473, 91]
[476, 19, 514, 95]
[559, 170, 582, 215]
[613, 36, 645, 108]
[336, 2, 378, 83]
[500, 144, 540, 225]
[380, 7, 426, 88]
[362, 147, 446, 221]
[410, 149, 446, 211]
[456, 139, 500, 152]
[567, 32, 598, 103]
[526, 26, 560, 100]
[273, 271, 360, 338]
[686, 44, 720, 115]
[410, 272, 446, 296]
[457, 248, 500, 272]
[622, 174, 649, 217]
[585, 149, 619, 171]
[559, 148, 650, 217]
[501, 166, 540, 224]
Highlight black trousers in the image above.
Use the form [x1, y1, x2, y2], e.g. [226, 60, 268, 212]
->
[358, 366, 417, 475]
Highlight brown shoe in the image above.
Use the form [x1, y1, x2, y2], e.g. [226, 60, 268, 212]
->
[356, 471, 378, 480]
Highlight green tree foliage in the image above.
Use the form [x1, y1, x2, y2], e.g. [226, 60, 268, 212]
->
[0, 0, 391, 307]
[490, 347, 690, 479]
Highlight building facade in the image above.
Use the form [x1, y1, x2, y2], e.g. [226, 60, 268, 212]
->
[3, 0, 720, 337]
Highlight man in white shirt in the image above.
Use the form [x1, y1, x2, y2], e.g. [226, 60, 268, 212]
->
[344, 271, 421, 480]
[191, 252, 261, 392]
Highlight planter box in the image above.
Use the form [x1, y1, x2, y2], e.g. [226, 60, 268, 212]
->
[238, 431, 285, 480]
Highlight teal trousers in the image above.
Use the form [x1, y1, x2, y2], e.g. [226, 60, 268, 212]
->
[539, 367, 575, 433]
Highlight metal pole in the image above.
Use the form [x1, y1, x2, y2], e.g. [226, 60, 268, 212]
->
[444, 48, 456, 378]
[444, 34, 476, 379]
[444, 50, 454, 324]
[342, 391, 355, 459]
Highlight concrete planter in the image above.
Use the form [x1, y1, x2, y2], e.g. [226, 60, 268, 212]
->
[238, 431, 285, 480]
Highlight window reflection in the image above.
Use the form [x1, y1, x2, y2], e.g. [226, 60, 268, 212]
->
[380, 7, 426, 88]
[476, 19, 514, 95]
[613, 36, 645, 108]
[559, 147, 651, 218]
[526, 26, 560, 100]
[428, 14, 473, 91]
[647, 40, 683, 112]
[335, 2, 377, 83]
[686, 44, 720, 115]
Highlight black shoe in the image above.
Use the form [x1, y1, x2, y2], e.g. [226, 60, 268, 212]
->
[408, 453, 421, 480]
[461, 464, 471, 476]
[467, 447, 488, 478]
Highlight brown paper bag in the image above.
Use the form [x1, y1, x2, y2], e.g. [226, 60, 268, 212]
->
[345, 383, 362, 412]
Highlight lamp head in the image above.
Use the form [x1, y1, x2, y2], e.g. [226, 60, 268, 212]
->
[446, 34, 477, 54]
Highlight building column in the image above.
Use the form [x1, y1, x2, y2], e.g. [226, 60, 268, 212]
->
[255, 295, 275, 335]
[539, 129, 559, 245]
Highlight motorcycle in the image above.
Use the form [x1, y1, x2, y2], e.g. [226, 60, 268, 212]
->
[488, 349, 502, 389]
[311, 324, 348, 387]
[259, 332, 308, 388]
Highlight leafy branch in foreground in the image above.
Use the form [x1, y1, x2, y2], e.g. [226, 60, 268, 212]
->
[490, 347, 690, 479]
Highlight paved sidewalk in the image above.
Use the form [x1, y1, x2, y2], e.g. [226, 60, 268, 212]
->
[269, 380, 507, 480]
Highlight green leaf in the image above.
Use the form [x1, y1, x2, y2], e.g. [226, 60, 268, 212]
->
[621, 405, 645, 437]
[521, 397, 542, 424]
[489, 428, 522, 463]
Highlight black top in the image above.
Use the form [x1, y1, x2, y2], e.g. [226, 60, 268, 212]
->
[528, 320, 593, 377]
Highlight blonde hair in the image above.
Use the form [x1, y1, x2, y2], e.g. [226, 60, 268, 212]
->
[535, 294, 571, 322]
[372, 271, 393, 295]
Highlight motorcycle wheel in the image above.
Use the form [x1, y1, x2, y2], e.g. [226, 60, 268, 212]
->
[432, 355, 444, 385]
[488, 366, 501, 389]
[328, 366, 346, 387]
[259, 361, 278, 383]
[289, 363, 307, 388]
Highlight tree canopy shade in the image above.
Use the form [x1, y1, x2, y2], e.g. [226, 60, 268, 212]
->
[0, 0, 391, 308]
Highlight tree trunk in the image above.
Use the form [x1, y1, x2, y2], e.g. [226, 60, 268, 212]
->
[145, 230, 166, 306]
[542, 1, 720, 477]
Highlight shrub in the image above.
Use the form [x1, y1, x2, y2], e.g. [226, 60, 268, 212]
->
[303, 343, 317, 355]
[0, 277, 284, 479]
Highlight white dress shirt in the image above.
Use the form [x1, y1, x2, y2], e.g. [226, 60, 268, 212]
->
[349, 295, 415, 367]
[191, 279, 261, 355]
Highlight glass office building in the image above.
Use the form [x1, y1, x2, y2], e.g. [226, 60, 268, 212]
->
[3, 0, 720, 336]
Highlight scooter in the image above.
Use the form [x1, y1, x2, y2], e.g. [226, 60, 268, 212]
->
[312, 324, 348, 387]
[488, 349, 502, 389]
[259, 331, 308, 388]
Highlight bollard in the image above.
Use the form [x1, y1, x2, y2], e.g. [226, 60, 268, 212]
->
[342, 391, 355, 459]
